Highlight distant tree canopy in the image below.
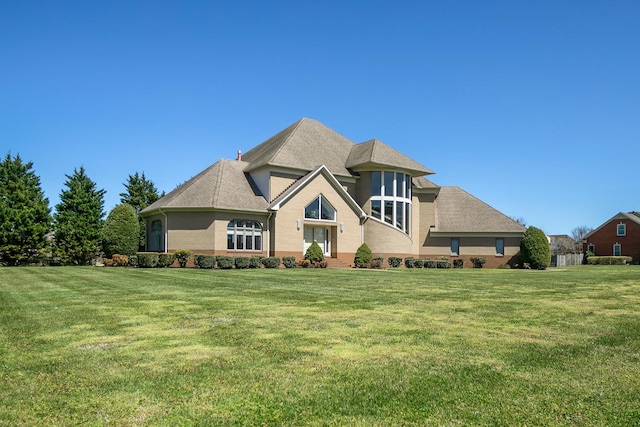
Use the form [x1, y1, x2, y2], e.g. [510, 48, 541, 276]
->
[0, 153, 51, 265]
[520, 226, 551, 270]
[120, 172, 163, 250]
[102, 203, 139, 258]
[53, 167, 105, 265]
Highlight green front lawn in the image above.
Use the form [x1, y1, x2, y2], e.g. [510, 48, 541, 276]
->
[1, 266, 639, 426]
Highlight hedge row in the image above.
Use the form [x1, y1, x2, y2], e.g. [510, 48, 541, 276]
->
[586, 256, 633, 265]
[404, 257, 452, 269]
[193, 255, 280, 269]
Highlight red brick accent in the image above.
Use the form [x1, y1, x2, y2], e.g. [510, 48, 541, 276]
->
[584, 219, 640, 263]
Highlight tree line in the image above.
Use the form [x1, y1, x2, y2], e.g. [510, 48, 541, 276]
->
[0, 153, 163, 266]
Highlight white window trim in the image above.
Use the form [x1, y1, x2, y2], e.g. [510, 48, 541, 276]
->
[613, 243, 621, 256]
[370, 171, 412, 235]
[304, 194, 336, 222]
[227, 220, 263, 252]
[617, 223, 626, 236]
[451, 238, 460, 256]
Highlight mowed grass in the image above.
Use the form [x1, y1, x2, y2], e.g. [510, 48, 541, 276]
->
[1, 267, 639, 426]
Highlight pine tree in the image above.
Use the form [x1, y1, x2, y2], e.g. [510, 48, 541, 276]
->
[0, 153, 51, 265]
[53, 167, 105, 265]
[120, 172, 163, 250]
[102, 203, 140, 258]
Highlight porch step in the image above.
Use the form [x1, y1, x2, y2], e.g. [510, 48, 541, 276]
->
[324, 257, 351, 269]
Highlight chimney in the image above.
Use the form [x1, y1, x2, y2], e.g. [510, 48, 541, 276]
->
[237, 150, 242, 161]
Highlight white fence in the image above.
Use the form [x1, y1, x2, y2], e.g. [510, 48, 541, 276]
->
[551, 253, 584, 267]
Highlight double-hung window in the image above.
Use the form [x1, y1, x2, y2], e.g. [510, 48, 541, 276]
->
[617, 223, 626, 236]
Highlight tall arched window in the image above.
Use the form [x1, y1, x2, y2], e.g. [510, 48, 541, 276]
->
[227, 220, 262, 251]
[150, 220, 163, 252]
[370, 171, 411, 234]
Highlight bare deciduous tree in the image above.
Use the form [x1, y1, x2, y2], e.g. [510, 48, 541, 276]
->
[570, 225, 593, 252]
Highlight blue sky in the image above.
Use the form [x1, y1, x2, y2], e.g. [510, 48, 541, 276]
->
[2, 1, 638, 235]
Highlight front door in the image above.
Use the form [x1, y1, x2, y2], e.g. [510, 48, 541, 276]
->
[304, 226, 331, 256]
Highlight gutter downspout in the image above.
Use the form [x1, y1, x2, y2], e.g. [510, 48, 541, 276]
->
[159, 208, 168, 253]
[266, 211, 273, 257]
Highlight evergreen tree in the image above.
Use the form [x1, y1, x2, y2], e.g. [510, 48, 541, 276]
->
[102, 203, 140, 258]
[520, 226, 551, 270]
[0, 153, 51, 265]
[354, 243, 373, 268]
[304, 241, 324, 263]
[53, 167, 105, 265]
[120, 172, 163, 250]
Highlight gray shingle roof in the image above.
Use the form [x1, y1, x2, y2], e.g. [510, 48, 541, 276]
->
[141, 159, 268, 213]
[412, 176, 439, 190]
[433, 186, 526, 233]
[242, 118, 356, 177]
[346, 139, 434, 176]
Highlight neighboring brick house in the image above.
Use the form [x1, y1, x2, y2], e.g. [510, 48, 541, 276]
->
[141, 118, 525, 267]
[583, 212, 640, 263]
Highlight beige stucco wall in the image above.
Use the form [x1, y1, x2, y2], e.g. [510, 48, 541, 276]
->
[364, 219, 413, 256]
[271, 173, 362, 258]
[353, 171, 372, 209]
[414, 192, 435, 255]
[422, 234, 522, 267]
[145, 210, 268, 254]
[270, 172, 297, 201]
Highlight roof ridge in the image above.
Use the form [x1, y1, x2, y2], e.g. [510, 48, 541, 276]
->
[211, 159, 228, 206]
[268, 118, 306, 166]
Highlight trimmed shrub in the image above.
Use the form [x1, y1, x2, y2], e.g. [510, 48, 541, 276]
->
[388, 256, 402, 268]
[498, 264, 511, 269]
[234, 257, 250, 269]
[413, 258, 424, 268]
[175, 250, 192, 268]
[424, 259, 436, 268]
[282, 256, 298, 268]
[299, 259, 311, 268]
[437, 260, 451, 269]
[305, 242, 324, 263]
[262, 257, 281, 269]
[354, 243, 373, 268]
[470, 257, 486, 268]
[128, 255, 138, 267]
[520, 226, 551, 270]
[194, 254, 216, 269]
[404, 257, 415, 268]
[453, 259, 464, 268]
[137, 252, 159, 268]
[158, 253, 175, 268]
[249, 256, 263, 268]
[368, 257, 383, 269]
[587, 256, 632, 265]
[216, 256, 234, 269]
[111, 254, 129, 267]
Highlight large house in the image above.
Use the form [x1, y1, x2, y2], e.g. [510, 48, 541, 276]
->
[141, 118, 525, 267]
[583, 212, 640, 263]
